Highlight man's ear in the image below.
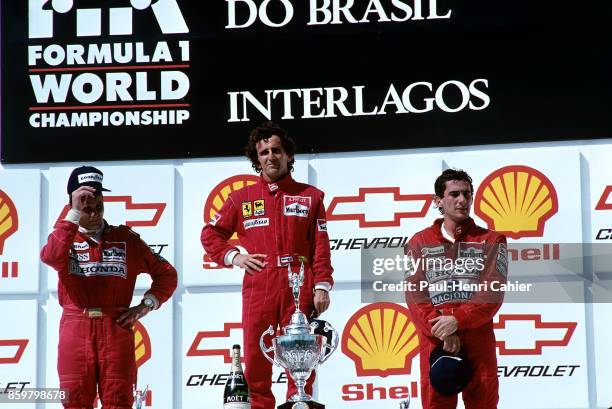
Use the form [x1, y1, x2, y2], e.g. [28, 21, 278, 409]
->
[433, 194, 442, 209]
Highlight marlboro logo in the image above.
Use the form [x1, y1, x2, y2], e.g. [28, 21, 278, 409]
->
[283, 196, 311, 218]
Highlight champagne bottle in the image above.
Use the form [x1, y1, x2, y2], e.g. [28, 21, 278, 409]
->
[223, 344, 251, 409]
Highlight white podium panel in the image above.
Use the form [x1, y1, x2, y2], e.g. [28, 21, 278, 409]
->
[0, 170, 41, 294]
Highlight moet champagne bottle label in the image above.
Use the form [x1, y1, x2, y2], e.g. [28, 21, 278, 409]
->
[223, 344, 250, 409]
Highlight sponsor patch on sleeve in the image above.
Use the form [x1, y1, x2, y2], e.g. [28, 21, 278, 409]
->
[102, 242, 127, 262]
[283, 196, 311, 218]
[496, 243, 508, 277]
[209, 213, 221, 226]
[317, 219, 327, 232]
[421, 245, 445, 256]
[458, 241, 485, 258]
[72, 241, 90, 250]
[243, 218, 269, 230]
[254, 199, 265, 216]
[242, 202, 253, 218]
[76, 252, 90, 262]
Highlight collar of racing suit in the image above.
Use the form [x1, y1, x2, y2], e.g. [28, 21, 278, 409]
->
[259, 171, 294, 193]
[432, 217, 476, 242]
[78, 220, 107, 243]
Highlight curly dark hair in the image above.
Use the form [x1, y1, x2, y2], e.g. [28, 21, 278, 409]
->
[245, 121, 296, 173]
[434, 169, 474, 214]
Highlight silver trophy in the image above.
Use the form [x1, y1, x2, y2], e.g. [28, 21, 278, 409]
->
[259, 263, 338, 408]
[133, 384, 148, 409]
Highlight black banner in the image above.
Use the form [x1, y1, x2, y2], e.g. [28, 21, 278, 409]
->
[2, 1, 612, 163]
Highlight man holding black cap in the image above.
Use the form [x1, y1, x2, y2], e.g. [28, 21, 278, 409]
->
[41, 166, 177, 409]
[404, 169, 507, 409]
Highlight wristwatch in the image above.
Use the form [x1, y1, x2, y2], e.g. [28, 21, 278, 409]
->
[142, 297, 155, 310]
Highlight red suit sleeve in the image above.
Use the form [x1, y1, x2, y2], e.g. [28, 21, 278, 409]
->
[130, 230, 178, 307]
[453, 235, 508, 330]
[311, 195, 334, 287]
[201, 195, 240, 267]
[404, 234, 439, 342]
[40, 220, 78, 280]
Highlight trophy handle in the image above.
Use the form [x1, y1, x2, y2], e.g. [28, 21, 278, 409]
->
[309, 320, 319, 332]
[259, 325, 278, 367]
[319, 321, 339, 364]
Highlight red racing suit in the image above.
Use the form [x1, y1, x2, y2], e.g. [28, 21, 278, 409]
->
[41, 219, 177, 409]
[201, 173, 334, 409]
[404, 218, 507, 409]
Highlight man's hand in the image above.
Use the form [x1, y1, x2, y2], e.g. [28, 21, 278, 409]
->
[71, 186, 96, 211]
[232, 253, 267, 275]
[313, 289, 330, 316]
[115, 304, 151, 329]
[429, 315, 458, 340]
[442, 334, 461, 354]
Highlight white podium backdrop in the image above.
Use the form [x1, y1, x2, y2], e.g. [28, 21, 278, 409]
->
[0, 139, 610, 409]
[0, 170, 41, 294]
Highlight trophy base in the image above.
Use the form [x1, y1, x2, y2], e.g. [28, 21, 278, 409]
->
[278, 400, 325, 409]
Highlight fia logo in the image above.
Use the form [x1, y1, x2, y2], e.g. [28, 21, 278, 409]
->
[29, 0, 189, 39]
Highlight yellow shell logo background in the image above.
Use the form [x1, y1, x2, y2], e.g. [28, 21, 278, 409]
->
[474, 165, 558, 239]
[134, 321, 152, 368]
[204, 175, 259, 241]
[0, 190, 19, 254]
[341, 302, 419, 377]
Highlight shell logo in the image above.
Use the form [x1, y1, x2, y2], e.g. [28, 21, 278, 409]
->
[0, 189, 19, 254]
[474, 165, 558, 239]
[204, 175, 259, 225]
[134, 321, 152, 368]
[202, 175, 259, 269]
[342, 302, 419, 378]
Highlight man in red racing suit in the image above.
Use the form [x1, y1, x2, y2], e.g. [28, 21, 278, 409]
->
[41, 166, 177, 409]
[202, 122, 334, 409]
[405, 169, 507, 409]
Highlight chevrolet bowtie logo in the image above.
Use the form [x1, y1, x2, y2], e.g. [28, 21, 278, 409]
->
[595, 185, 612, 210]
[327, 187, 432, 228]
[57, 196, 166, 227]
[494, 314, 576, 355]
[186, 323, 243, 363]
[0, 339, 29, 364]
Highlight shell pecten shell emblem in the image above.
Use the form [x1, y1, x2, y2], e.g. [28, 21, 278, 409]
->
[342, 303, 419, 377]
[133, 321, 152, 368]
[0, 190, 19, 254]
[474, 165, 558, 239]
[204, 174, 259, 240]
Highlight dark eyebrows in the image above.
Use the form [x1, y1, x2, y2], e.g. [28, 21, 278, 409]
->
[258, 146, 282, 155]
[82, 202, 104, 212]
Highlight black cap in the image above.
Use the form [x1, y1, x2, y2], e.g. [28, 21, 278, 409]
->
[67, 166, 111, 195]
[429, 346, 472, 397]
[308, 317, 334, 347]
